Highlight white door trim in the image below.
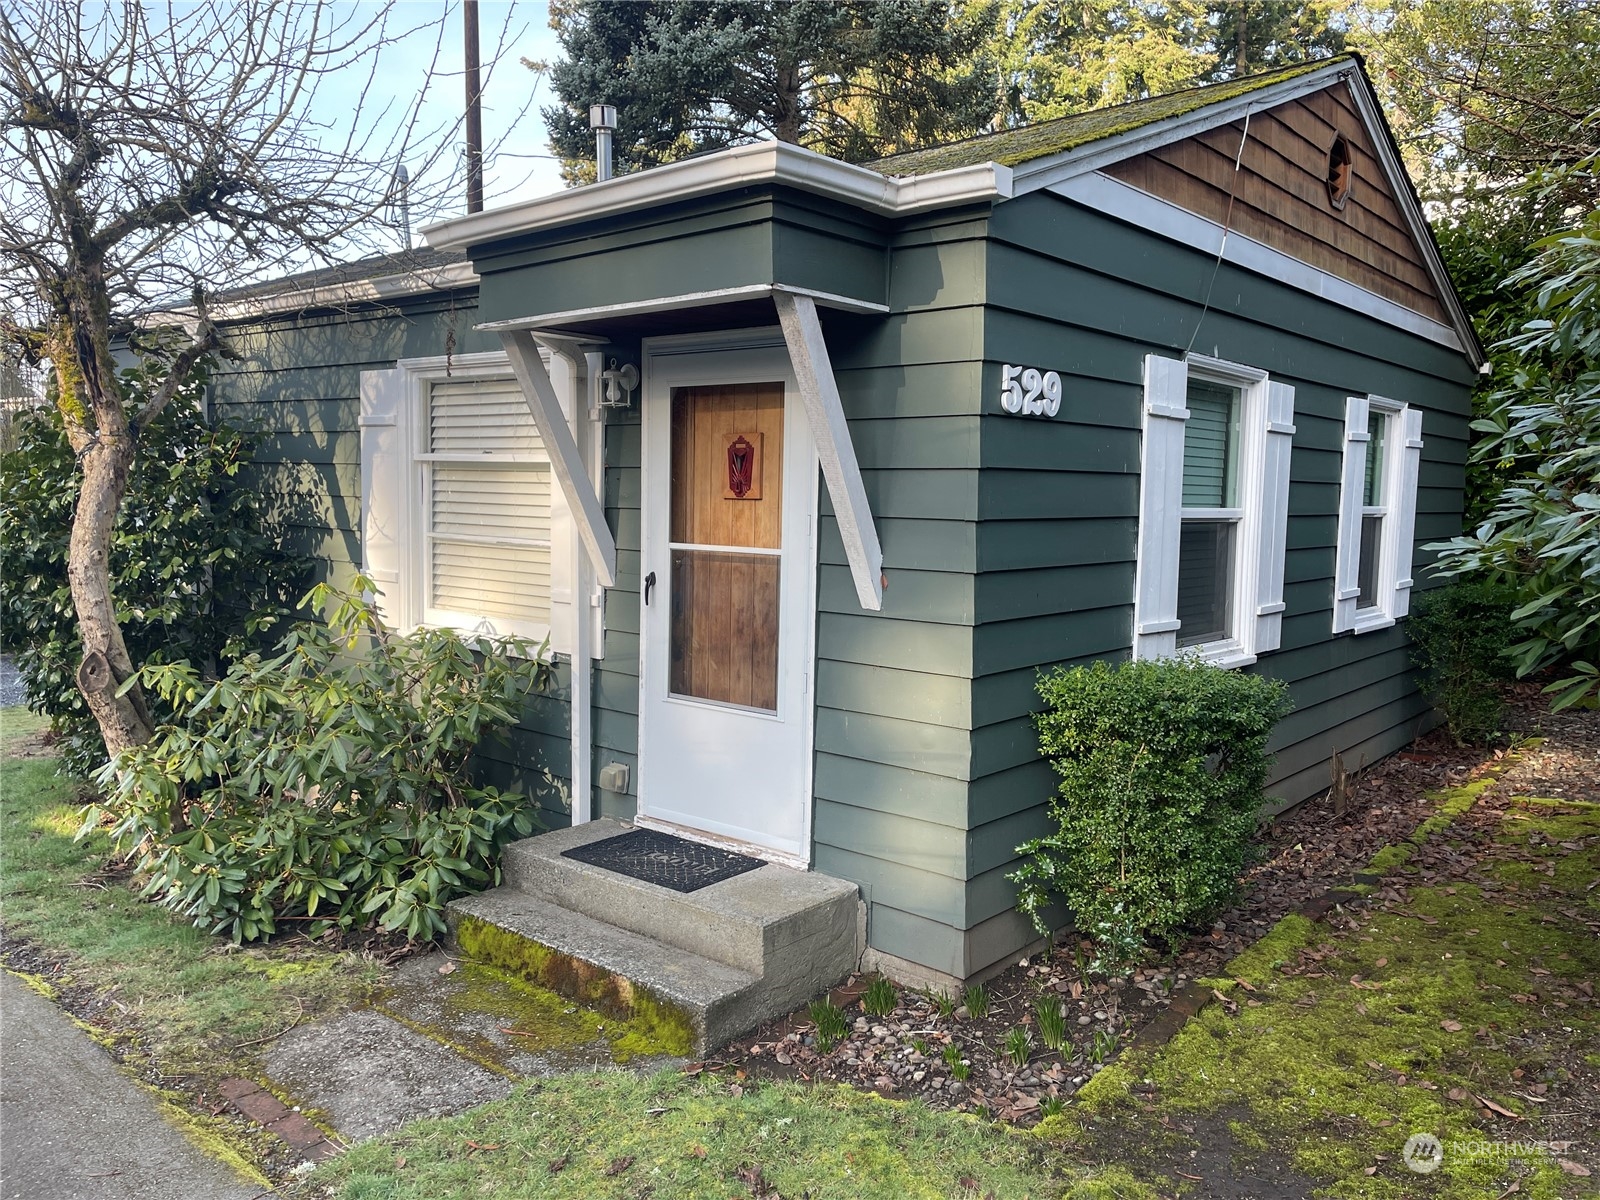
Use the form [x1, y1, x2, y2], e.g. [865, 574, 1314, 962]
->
[635, 328, 820, 867]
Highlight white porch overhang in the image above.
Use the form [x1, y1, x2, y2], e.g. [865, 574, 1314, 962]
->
[486, 283, 886, 611]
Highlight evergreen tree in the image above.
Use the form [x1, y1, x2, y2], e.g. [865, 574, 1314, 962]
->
[1202, 0, 1349, 81]
[982, 1, 1348, 127]
[988, 0, 1211, 122]
[541, 0, 997, 180]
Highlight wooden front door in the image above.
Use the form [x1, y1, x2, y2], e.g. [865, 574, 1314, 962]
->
[637, 339, 817, 864]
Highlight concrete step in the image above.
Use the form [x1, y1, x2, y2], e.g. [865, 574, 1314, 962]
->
[446, 887, 765, 1057]
[500, 819, 859, 987]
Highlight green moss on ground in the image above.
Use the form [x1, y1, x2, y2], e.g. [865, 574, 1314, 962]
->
[1039, 791, 1600, 1199]
[453, 914, 696, 1059]
[311, 1070, 1083, 1200]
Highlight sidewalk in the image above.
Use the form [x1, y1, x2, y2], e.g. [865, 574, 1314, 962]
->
[0, 971, 266, 1200]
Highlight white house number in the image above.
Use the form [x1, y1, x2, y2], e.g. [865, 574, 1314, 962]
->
[1000, 365, 1062, 417]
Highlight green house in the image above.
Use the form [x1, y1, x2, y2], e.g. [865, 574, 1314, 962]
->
[212, 57, 1481, 1038]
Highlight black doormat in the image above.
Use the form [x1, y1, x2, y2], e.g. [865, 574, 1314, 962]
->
[560, 828, 765, 893]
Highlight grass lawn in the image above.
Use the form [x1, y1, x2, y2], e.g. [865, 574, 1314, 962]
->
[1040, 776, 1600, 1197]
[0, 704, 386, 1076]
[304, 1070, 1113, 1200]
[8, 700, 1595, 1199]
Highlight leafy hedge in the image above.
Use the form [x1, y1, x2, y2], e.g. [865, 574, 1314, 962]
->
[1011, 658, 1291, 973]
[1409, 581, 1516, 744]
[87, 581, 555, 942]
[0, 355, 304, 776]
[1428, 193, 1600, 709]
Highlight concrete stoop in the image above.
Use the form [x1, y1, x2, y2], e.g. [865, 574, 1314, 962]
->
[445, 819, 859, 1056]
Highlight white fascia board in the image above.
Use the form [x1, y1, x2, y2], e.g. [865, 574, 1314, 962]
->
[424, 140, 1011, 252]
[1008, 61, 1354, 193]
[206, 261, 479, 323]
[476, 283, 889, 336]
[1341, 75, 1486, 367]
[1054, 171, 1470, 355]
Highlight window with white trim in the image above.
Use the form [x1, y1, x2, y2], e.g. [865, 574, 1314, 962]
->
[1332, 394, 1423, 634]
[1133, 354, 1296, 668]
[359, 352, 575, 651]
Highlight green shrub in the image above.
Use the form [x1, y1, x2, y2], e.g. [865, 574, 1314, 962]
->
[1409, 581, 1517, 744]
[1011, 658, 1291, 973]
[1428, 194, 1600, 709]
[0, 354, 305, 776]
[85, 579, 554, 942]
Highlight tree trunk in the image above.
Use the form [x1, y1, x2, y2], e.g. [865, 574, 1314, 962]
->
[54, 293, 157, 761]
[67, 426, 155, 757]
[774, 63, 802, 143]
[1235, 8, 1249, 77]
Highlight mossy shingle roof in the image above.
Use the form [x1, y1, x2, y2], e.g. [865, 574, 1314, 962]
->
[869, 58, 1348, 177]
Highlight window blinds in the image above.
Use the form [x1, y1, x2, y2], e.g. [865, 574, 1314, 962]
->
[425, 376, 552, 629]
[1181, 379, 1239, 508]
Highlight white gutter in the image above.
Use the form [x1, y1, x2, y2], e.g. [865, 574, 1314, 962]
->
[424, 140, 1012, 251]
[207, 260, 479, 323]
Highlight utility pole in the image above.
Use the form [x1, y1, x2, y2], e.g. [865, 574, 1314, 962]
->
[464, 0, 484, 214]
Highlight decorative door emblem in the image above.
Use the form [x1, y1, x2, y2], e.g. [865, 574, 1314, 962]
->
[722, 431, 763, 500]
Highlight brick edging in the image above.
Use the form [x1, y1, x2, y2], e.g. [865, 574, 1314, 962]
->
[218, 1077, 342, 1163]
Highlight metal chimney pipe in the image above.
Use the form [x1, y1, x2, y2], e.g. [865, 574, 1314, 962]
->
[394, 163, 412, 249]
[590, 104, 617, 182]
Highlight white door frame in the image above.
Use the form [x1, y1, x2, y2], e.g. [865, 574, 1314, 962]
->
[635, 327, 820, 867]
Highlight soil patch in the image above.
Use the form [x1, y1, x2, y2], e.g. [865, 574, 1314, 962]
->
[715, 693, 1596, 1133]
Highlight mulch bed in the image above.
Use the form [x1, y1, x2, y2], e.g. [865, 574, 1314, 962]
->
[714, 686, 1597, 1125]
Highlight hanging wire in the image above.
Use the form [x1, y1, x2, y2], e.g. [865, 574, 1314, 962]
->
[1185, 104, 1253, 356]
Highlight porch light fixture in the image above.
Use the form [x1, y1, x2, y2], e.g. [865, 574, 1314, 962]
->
[599, 356, 638, 408]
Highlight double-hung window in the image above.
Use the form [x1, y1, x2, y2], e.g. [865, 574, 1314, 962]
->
[1333, 394, 1423, 634]
[1134, 354, 1296, 667]
[359, 351, 578, 653]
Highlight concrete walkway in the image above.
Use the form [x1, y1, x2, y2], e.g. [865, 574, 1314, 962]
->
[0, 971, 264, 1200]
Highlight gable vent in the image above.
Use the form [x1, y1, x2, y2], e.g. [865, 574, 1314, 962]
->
[1327, 134, 1354, 210]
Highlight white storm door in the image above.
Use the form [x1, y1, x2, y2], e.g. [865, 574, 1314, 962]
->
[637, 338, 818, 865]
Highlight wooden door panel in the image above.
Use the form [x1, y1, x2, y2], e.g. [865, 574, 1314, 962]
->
[670, 383, 785, 549]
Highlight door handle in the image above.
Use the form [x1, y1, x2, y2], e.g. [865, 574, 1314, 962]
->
[643, 571, 656, 606]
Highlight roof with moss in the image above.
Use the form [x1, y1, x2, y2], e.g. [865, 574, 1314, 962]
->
[869, 58, 1350, 177]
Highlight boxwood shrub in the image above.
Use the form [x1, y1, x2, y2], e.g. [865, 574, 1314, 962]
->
[1011, 658, 1291, 972]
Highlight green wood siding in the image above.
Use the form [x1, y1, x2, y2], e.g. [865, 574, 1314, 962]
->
[959, 189, 1475, 978]
[208, 291, 575, 826]
[467, 195, 993, 977]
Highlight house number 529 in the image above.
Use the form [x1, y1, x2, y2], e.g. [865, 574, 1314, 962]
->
[1000, 365, 1062, 417]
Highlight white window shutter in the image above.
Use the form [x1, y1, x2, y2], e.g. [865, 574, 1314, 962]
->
[1391, 406, 1424, 619]
[1133, 355, 1188, 660]
[1331, 394, 1370, 634]
[1251, 381, 1296, 653]
[359, 367, 410, 628]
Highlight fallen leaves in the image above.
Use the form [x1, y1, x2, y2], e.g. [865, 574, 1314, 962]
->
[1559, 1160, 1592, 1177]
[1472, 1092, 1523, 1120]
[1440, 1019, 1464, 1032]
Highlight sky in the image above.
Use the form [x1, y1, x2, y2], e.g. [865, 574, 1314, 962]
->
[312, 1, 571, 246]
